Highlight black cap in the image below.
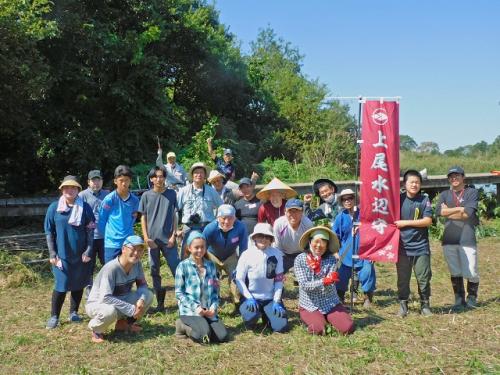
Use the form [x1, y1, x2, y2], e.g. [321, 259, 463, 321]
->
[238, 177, 252, 187]
[447, 166, 465, 177]
[88, 170, 103, 179]
[313, 178, 338, 196]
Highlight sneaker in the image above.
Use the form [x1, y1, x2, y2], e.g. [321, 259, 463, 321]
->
[46, 315, 59, 329]
[466, 295, 478, 308]
[69, 311, 82, 323]
[91, 331, 105, 343]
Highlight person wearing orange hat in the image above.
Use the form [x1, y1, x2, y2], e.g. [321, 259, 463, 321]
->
[44, 175, 96, 329]
[257, 178, 298, 227]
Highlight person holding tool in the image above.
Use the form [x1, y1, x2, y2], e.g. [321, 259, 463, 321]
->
[394, 170, 433, 317]
[333, 189, 376, 308]
[156, 136, 188, 189]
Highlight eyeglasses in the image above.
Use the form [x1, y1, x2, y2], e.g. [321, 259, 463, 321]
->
[341, 196, 355, 202]
[153, 175, 165, 179]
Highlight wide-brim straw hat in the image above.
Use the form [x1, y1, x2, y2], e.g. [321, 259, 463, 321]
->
[189, 162, 211, 178]
[207, 169, 225, 184]
[256, 177, 297, 201]
[58, 175, 82, 190]
[337, 188, 356, 203]
[250, 223, 275, 241]
[299, 226, 340, 254]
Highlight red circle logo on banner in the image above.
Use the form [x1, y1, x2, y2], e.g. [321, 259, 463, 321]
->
[372, 108, 388, 125]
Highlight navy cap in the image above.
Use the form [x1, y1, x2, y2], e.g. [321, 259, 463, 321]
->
[88, 170, 102, 179]
[447, 166, 465, 176]
[238, 177, 252, 187]
[285, 198, 303, 210]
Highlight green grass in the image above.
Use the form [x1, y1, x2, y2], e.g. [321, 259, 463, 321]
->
[0, 239, 499, 374]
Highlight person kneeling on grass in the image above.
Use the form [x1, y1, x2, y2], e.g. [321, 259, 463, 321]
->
[235, 223, 288, 333]
[295, 226, 354, 335]
[174, 231, 228, 343]
[85, 235, 154, 343]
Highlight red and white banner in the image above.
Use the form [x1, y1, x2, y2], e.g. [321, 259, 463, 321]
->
[358, 100, 400, 263]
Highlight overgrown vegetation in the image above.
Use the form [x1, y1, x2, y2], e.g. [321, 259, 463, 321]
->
[0, 239, 498, 373]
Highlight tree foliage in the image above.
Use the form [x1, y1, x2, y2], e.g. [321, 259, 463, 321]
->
[0, 1, 356, 196]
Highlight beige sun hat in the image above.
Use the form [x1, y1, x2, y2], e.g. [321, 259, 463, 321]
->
[337, 188, 356, 203]
[58, 175, 83, 190]
[207, 169, 225, 184]
[189, 162, 211, 178]
[299, 226, 340, 254]
[250, 223, 275, 241]
[256, 177, 297, 201]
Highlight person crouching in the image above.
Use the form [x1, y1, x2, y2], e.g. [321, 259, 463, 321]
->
[235, 223, 288, 333]
[85, 235, 154, 343]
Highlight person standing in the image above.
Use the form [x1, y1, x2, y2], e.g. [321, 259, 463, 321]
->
[44, 176, 95, 329]
[207, 137, 235, 182]
[394, 170, 433, 317]
[85, 235, 154, 343]
[139, 166, 179, 313]
[257, 178, 297, 227]
[273, 199, 314, 273]
[234, 177, 261, 235]
[156, 148, 188, 189]
[79, 170, 109, 290]
[436, 166, 480, 309]
[333, 189, 376, 308]
[98, 165, 140, 263]
[207, 170, 237, 206]
[303, 178, 340, 222]
[177, 162, 223, 257]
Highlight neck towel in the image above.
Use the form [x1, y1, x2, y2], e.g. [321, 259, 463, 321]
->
[57, 196, 84, 226]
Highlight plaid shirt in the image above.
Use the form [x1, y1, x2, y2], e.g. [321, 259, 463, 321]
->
[294, 252, 341, 313]
[175, 257, 220, 316]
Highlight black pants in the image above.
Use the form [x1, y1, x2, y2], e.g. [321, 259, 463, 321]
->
[180, 315, 228, 343]
[396, 253, 432, 301]
[51, 290, 83, 317]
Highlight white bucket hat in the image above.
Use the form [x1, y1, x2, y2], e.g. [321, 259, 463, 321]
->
[250, 223, 275, 241]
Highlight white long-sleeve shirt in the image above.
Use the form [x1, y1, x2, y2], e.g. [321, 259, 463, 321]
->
[235, 245, 284, 302]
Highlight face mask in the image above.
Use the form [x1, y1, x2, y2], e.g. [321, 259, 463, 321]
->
[324, 194, 335, 204]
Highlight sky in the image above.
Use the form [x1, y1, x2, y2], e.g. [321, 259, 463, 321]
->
[214, 0, 500, 152]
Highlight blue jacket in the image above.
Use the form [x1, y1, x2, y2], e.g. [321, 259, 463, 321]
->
[203, 219, 248, 261]
[333, 208, 361, 267]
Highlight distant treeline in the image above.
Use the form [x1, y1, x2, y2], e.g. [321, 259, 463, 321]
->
[0, 0, 356, 196]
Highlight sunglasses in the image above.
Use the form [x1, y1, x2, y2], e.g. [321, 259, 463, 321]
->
[341, 196, 355, 202]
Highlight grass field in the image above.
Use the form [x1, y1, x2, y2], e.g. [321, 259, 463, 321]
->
[0, 238, 498, 375]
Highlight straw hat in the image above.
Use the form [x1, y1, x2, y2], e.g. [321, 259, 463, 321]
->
[58, 175, 82, 190]
[256, 178, 297, 201]
[189, 162, 211, 178]
[250, 223, 275, 241]
[299, 226, 340, 254]
[207, 170, 225, 184]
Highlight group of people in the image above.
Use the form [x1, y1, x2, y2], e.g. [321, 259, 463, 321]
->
[44, 143, 480, 344]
